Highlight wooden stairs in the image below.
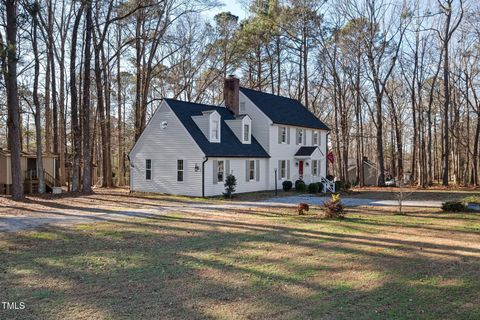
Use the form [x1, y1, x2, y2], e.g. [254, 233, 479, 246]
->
[24, 169, 61, 194]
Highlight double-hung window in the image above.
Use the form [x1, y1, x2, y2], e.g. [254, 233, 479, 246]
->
[217, 160, 225, 182]
[244, 124, 250, 141]
[296, 129, 303, 145]
[281, 127, 287, 143]
[312, 160, 318, 176]
[280, 160, 286, 179]
[249, 160, 255, 180]
[145, 159, 152, 180]
[177, 160, 184, 182]
[212, 120, 219, 140]
[313, 131, 319, 145]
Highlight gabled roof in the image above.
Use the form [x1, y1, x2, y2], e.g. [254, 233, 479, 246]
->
[240, 87, 330, 130]
[294, 146, 319, 157]
[165, 99, 269, 158]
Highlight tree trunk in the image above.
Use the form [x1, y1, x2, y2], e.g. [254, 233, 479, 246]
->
[82, 3, 93, 193]
[5, 0, 24, 200]
[70, 3, 85, 192]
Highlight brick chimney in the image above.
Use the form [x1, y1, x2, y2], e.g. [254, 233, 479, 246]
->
[224, 75, 240, 115]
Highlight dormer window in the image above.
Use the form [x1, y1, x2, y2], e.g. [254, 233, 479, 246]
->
[243, 124, 250, 141]
[211, 120, 219, 140]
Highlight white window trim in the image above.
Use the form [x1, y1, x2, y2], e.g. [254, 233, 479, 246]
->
[145, 159, 152, 180]
[249, 160, 255, 181]
[243, 123, 250, 142]
[281, 127, 287, 144]
[217, 160, 225, 183]
[296, 129, 303, 145]
[239, 101, 246, 113]
[280, 160, 286, 179]
[313, 131, 319, 146]
[177, 159, 184, 182]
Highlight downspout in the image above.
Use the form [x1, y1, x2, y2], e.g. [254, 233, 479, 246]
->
[202, 157, 208, 198]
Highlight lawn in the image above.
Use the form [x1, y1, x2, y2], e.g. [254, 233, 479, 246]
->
[1, 193, 480, 319]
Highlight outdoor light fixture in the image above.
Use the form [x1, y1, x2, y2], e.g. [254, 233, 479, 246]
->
[194, 164, 200, 172]
[295, 161, 299, 166]
[306, 162, 309, 166]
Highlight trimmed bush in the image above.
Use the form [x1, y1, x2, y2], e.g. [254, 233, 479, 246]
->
[282, 180, 293, 192]
[316, 182, 323, 193]
[223, 174, 237, 199]
[441, 201, 467, 212]
[308, 183, 319, 193]
[295, 181, 307, 193]
[323, 194, 345, 219]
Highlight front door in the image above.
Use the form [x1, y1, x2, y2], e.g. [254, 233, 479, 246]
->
[299, 160, 304, 178]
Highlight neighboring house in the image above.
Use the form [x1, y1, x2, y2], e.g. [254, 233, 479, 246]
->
[347, 157, 381, 186]
[129, 76, 330, 197]
[0, 149, 59, 194]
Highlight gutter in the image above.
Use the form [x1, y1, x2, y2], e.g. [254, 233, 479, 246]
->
[201, 157, 209, 198]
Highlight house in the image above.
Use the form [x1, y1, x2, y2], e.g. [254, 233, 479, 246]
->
[347, 157, 385, 186]
[129, 76, 331, 197]
[0, 149, 59, 194]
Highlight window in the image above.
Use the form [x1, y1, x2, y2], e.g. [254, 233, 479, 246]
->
[249, 160, 255, 180]
[212, 120, 219, 140]
[296, 129, 303, 145]
[312, 160, 318, 176]
[313, 131, 319, 145]
[240, 101, 246, 113]
[145, 159, 152, 180]
[281, 127, 287, 143]
[177, 160, 184, 182]
[217, 160, 224, 182]
[244, 124, 250, 141]
[280, 160, 286, 179]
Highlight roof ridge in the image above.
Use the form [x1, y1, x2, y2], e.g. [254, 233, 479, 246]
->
[239, 87, 301, 102]
[164, 98, 226, 110]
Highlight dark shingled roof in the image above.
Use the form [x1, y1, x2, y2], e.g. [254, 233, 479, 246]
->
[240, 87, 330, 130]
[294, 146, 319, 157]
[165, 99, 269, 158]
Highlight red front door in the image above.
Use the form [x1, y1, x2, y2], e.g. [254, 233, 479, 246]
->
[299, 160, 304, 177]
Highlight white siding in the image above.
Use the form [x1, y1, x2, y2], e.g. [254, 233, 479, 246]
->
[240, 92, 272, 151]
[204, 158, 269, 196]
[129, 101, 205, 196]
[267, 124, 328, 189]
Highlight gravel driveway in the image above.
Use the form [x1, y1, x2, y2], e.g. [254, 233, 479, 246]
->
[0, 193, 443, 233]
[261, 194, 444, 208]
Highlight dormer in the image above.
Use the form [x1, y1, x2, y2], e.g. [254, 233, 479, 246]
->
[226, 114, 252, 144]
[192, 110, 221, 143]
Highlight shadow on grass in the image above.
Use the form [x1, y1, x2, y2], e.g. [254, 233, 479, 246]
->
[1, 208, 480, 319]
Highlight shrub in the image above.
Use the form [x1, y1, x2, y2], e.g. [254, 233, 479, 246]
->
[323, 194, 345, 219]
[223, 174, 237, 199]
[334, 181, 351, 192]
[295, 180, 307, 193]
[295, 180, 303, 189]
[316, 182, 323, 193]
[326, 174, 335, 181]
[308, 183, 319, 193]
[441, 201, 467, 212]
[282, 180, 293, 192]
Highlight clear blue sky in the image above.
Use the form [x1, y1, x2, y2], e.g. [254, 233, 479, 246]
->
[207, 0, 248, 20]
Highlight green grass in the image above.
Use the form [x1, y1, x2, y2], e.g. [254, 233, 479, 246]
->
[1, 205, 480, 319]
